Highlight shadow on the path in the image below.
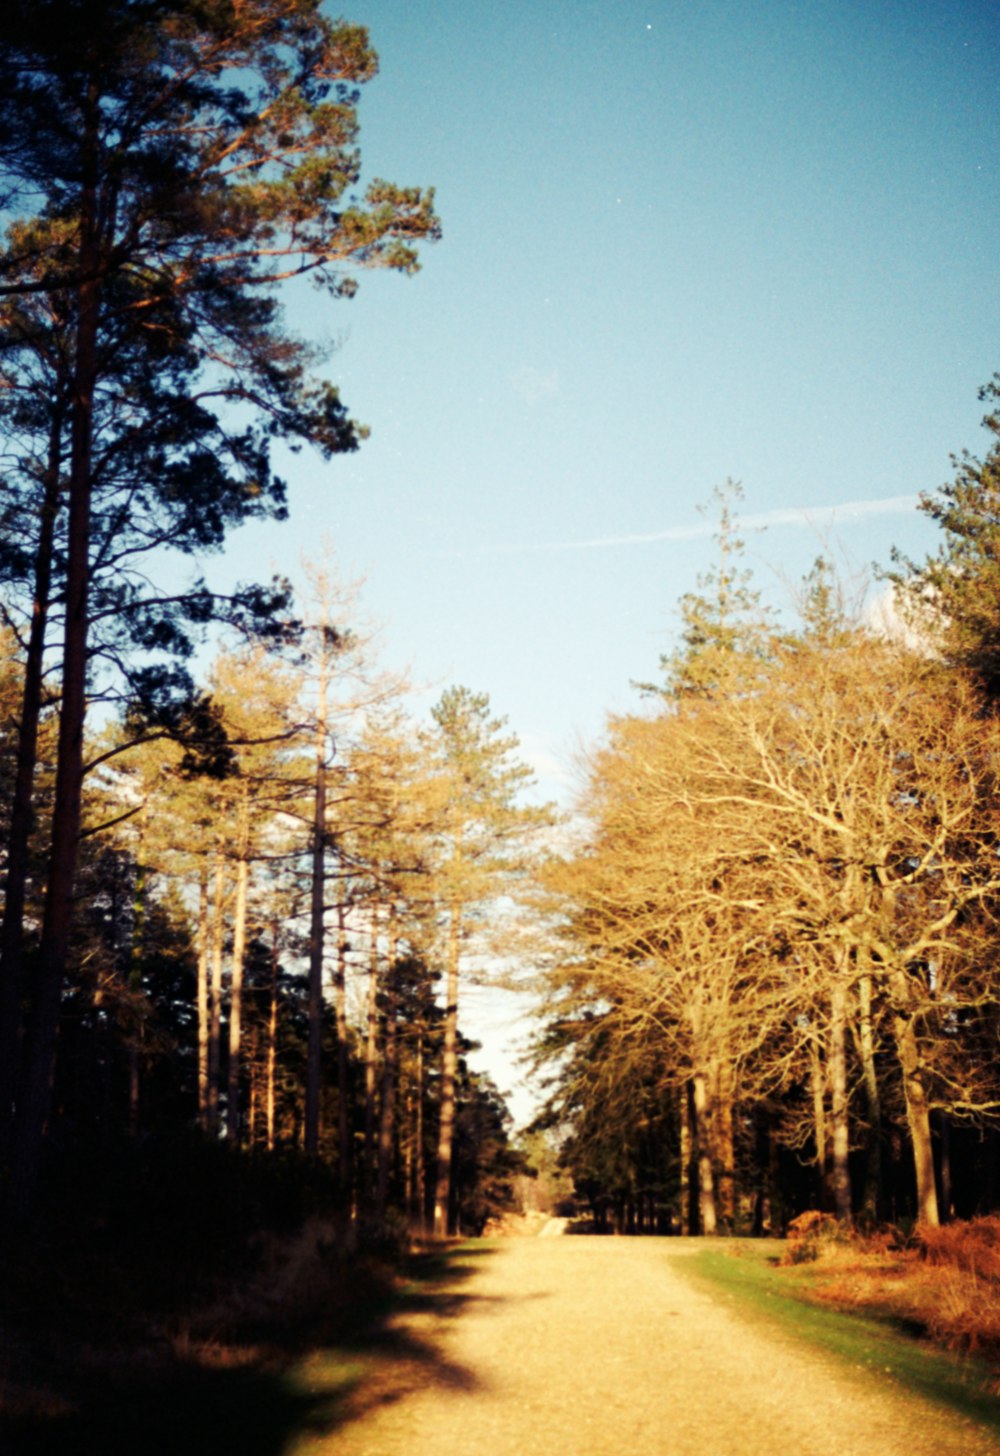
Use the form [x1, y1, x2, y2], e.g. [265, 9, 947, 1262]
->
[0, 1243, 505, 1456]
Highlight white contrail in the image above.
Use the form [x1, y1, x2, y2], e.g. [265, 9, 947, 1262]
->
[492, 494, 920, 555]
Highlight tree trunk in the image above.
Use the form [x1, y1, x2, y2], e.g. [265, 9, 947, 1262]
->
[266, 921, 279, 1152]
[207, 853, 226, 1135]
[810, 1030, 829, 1209]
[375, 947, 399, 1218]
[10, 137, 102, 1218]
[362, 917, 379, 1202]
[691, 1070, 718, 1236]
[304, 659, 328, 1155]
[829, 976, 852, 1222]
[433, 906, 461, 1237]
[196, 868, 210, 1130]
[415, 1024, 426, 1231]
[127, 857, 147, 1140]
[892, 1000, 940, 1226]
[226, 852, 249, 1144]
[710, 1055, 735, 1229]
[678, 1082, 691, 1236]
[0, 407, 65, 1165]
[403, 1077, 415, 1220]
[335, 904, 351, 1197]
[857, 970, 882, 1223]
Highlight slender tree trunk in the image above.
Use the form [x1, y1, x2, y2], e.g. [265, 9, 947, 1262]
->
[208, 852, 226, 1135]
[0, 408, 65, 1165]
[376, 945, 399, 1218]
[403, 1077, 415, 1220]
[363, 916, 379, 1202]
[305, 654, 328, 1154]
[226, 850, 250, 1144]
[678, 1082, 691, 1236]
[247, 1027, 259, 1146]
[829, 975, 852, 1222]
[196, 867, 210, 1130]
[857, 969, 882, 1222]
[335, 903, 351, 1197]
[935, 1111, 952, 1223]
[415, 1024, 426, 1231]
[710, 1054, 735, 1229]
[433, 905, 461, 1237]
[691, 1069, 717, 1237]
[891, 990, 940, 1226]
[127, 828, 147, 1140]
[810, 1029, 829, 1209]
[10, 137, 102, 1217]
[266, 920, 279, 1152]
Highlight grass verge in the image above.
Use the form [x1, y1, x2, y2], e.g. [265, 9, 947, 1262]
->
[678, 1241, 1000, 1440]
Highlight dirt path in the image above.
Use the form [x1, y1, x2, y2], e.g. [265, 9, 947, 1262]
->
[317, 1236, 999, 1456]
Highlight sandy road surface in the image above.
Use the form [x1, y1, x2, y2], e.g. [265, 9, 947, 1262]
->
[321, 1236, 999, 1456]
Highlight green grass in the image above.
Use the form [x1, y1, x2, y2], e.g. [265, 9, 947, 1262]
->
[676, 1241, 1000, 1439]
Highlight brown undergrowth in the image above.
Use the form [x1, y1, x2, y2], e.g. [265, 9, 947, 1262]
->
[780, 1211, 1000, 1370]
[0, 1215, 394, 1428]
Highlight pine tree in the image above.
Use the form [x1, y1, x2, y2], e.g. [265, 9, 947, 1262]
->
[426, 687, 549, 1236]
[0, 0, 439, 1213]
[890, 375, 1000, 691]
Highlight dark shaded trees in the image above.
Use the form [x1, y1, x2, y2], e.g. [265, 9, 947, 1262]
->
[0, 0, 438, 1212]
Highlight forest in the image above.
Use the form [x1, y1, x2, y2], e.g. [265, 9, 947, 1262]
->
[4, 2, 1000, 1449]
[0, 0, 567, 1261]
[1, 0, 1000, 1349]
[535, 437, 1000, 1239]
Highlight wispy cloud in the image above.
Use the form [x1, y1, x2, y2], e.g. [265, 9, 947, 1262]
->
[491, 494, 920, 556]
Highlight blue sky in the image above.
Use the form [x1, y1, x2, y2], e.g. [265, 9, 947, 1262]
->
[215, 0, 1000, 1118]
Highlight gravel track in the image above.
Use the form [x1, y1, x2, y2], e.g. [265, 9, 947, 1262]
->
[321, 1235, 999, 1456]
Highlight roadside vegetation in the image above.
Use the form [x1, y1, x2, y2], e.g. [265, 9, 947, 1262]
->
[532, 388, 1000, 1243]
[1, 1169, 492, 1455]
[685, 1223, 1000, 1440]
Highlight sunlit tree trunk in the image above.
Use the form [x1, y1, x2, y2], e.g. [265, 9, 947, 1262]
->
[710, 1054, 735, 1229]
[207, 853, 227, 1136]
[857, 968, 882, 1222]
[403, 1077, 415, 1218]
[226, 843, 250, 1144]
[809, 1028, 829, 1209]
[829, 974, 852, 1222]
[692, 1069, 717, 1237]
[305, 638, 329, 1155]
[266, 921, 279, 1152]
[196, 867, 211, 1131]
[362, 906, 381, 1201]
[679, 1082, 692, 1236]
[892, 991, 939, 1226]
